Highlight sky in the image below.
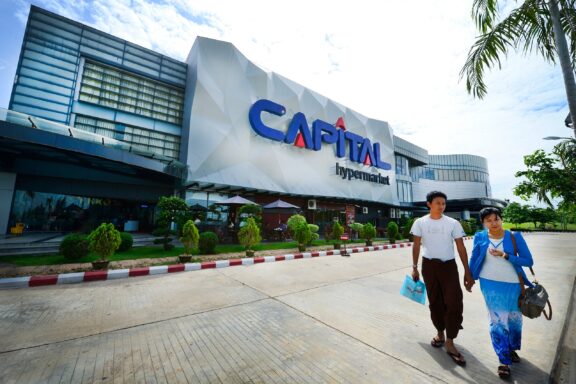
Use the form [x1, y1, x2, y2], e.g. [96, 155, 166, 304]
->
[0, 0, 572, 205]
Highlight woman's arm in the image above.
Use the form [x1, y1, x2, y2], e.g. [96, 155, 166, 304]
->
[507, 232, 534, 267]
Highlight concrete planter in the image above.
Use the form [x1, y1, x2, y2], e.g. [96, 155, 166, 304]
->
[365, 240, 373, 246]
[245, 250, 255, 257]
[178, 255, 192, 263]
[91, 260, 110, 270]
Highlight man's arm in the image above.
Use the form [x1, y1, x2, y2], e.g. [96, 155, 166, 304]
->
[412, 236, 421, 281]
[455, 238, 474, 292]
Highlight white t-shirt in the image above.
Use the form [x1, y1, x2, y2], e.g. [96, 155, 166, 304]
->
[410, 214, 466, 261]
[479, 237, 519, 283]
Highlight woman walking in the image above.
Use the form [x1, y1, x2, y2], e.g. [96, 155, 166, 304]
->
[469, 207, 534, 379]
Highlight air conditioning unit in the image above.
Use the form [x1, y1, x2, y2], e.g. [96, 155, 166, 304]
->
[307, 199, 317, 210]
[362, 206, 369, 214]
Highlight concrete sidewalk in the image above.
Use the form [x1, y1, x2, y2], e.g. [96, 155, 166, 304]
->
[0, 233, 574, 383]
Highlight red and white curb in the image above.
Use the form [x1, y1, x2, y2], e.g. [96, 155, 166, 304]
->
[0, 237, 474, 289]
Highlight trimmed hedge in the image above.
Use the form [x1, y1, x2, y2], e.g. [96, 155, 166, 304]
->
[60, 233, 89, 260]
[118, 232, 134, 252]
[199, 231, 218, 254]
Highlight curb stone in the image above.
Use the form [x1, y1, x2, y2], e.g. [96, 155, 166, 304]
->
[0, 237, 474, 289]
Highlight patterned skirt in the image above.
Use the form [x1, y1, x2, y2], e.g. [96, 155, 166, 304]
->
[479, 278, 523, 365]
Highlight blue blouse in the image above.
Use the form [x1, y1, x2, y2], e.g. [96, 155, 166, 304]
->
[469, 230, 535, 288]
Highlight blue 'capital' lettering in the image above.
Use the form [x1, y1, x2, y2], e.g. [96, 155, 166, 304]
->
[248, 99, 286, 142]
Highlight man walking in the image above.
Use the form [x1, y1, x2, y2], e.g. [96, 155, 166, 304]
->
[410, 191, 474, 366]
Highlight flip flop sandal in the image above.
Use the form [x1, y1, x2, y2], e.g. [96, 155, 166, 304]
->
[430, 337, 445, 348]
[447, 351, 466, 366]
[498, 365, 511, 378]
[510, 351, 521, 363]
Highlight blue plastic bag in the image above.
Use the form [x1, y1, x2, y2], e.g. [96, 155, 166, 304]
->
[400, 275, 427, 305]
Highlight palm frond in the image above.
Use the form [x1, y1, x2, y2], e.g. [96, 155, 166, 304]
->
[472, 0, 499, 33]
[460, 8, 526, 99]
[559, 1, 576, 68]
[520, 1, 557, 62]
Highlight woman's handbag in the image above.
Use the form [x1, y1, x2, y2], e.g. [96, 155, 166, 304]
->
[511, 232, 552, 320]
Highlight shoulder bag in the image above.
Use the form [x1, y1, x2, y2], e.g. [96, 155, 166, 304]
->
[511, 232, 552, 320]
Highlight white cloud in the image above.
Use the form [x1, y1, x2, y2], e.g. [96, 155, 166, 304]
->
[8, 0, 572, 205]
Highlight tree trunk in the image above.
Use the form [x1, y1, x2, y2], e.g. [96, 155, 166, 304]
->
[548, 0, 576, 136]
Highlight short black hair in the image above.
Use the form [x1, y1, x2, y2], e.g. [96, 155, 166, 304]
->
[479, 207, 502, 222]
[426, 191, 447, 203]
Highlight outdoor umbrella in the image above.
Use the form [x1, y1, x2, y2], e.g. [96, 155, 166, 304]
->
[262, 199, 300, 209]
[189, 203, 208, 212]
[214, 195, 258, 206]
[263, 199, 300, 235]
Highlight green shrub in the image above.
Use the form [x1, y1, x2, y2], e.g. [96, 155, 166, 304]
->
[331, 221, 344, 243]
[199, 231, 218, 254]
[363, 223, 377, 240]
[287, 214, 307, 232]
[88, 223, 121, 261]
[293, 222, 312, 249]
[307, 224, 319, 245]
[118, 232, 133, 252]
[60, 233, 89, 260]
[238, 217, 261, 251]
[460, 220, 473, 236]
[402, 218, 415, 241]
[180, 220, 200, 255]
[387, 221, 399, 244]
[350, 223, 364, 239]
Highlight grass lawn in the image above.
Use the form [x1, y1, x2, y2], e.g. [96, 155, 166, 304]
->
[1, 238, 393, 267]
[503, 222, 576, 230]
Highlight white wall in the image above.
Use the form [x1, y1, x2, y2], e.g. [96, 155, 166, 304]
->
[412, 179, 488, 202]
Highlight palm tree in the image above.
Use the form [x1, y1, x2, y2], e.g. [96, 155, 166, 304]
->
[460, 0, 576, 137]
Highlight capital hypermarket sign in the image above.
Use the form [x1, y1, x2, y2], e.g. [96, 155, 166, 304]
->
[249, 99, 392, 183]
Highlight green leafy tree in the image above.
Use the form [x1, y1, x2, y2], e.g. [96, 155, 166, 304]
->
[237, 217, 261, 252]
[198, 231, 218, 254]
[239, 204, 263, 229]
[527, 206, 558, 228]
[387, 221, 399, 244]
[154, 196, 189, 250]
[88, 223, 121, 261]
[503, 202, 530, 227]
[514, 139, 576, 208]
[180, 220, 200, 255]
[461, 0, 576, 133]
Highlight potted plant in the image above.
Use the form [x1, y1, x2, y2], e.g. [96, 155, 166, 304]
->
[363, 223, 376, 246]
[88, 223, 121, 270]
[293, 221, 312, 252]
[153, 196, 189, 251]
[179, 219, 199, 262]
[287, 214, 311, 252]
[387, 221, 399, 244]
[331, 221, 344, 250]
[350, 222, 364, 241]
[238, 217, 261, 257]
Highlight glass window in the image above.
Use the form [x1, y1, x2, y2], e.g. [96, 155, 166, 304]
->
[79, 60, 184, 125]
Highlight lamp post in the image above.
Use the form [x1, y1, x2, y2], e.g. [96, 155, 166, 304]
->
[543, 136, 572, 140]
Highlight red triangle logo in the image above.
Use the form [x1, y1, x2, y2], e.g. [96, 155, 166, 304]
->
[335, 117, 346, 130]
[364, 154, 372, 166]
[294, 133, 305, 148]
